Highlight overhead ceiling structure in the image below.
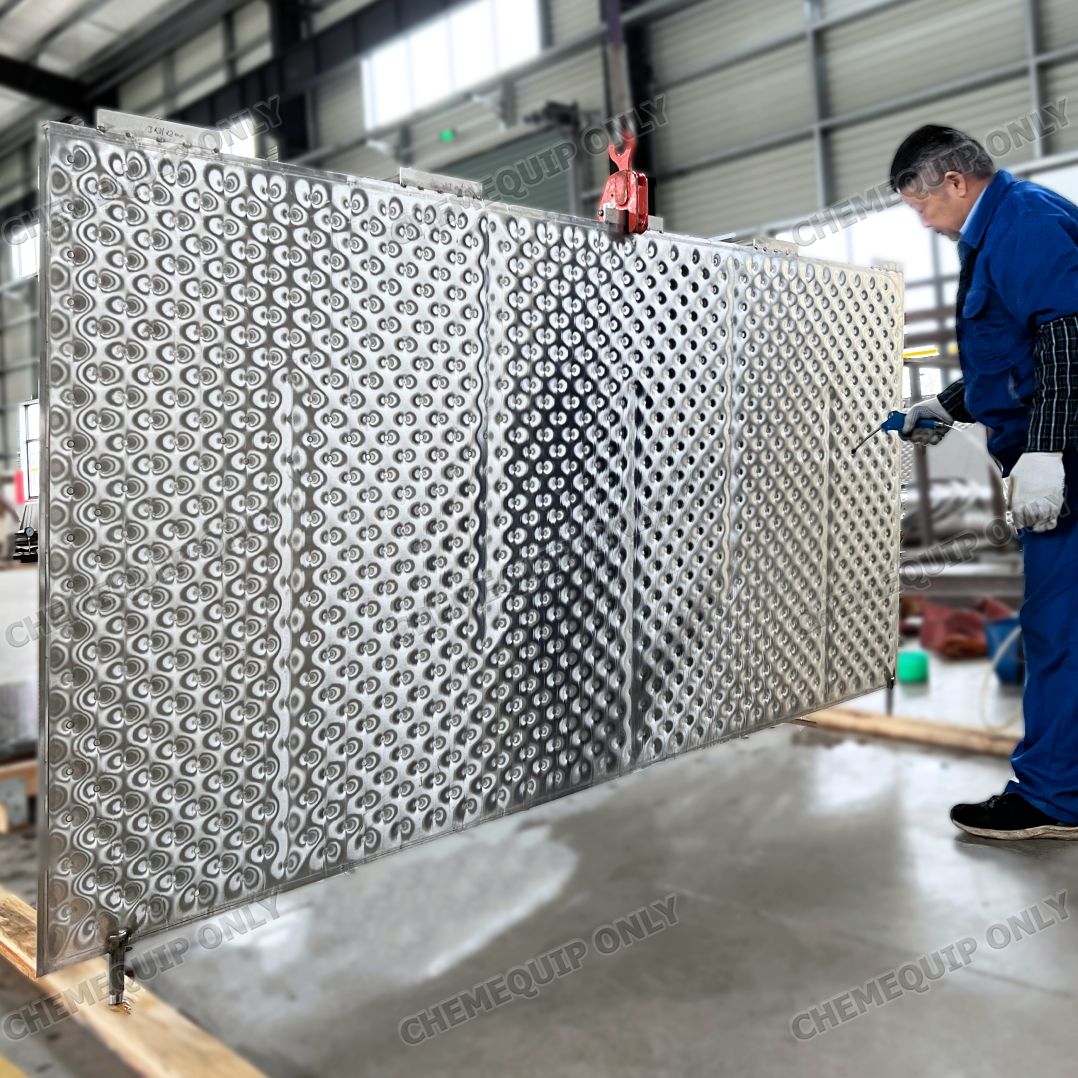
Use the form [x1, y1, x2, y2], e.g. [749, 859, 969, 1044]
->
[0, 0, 238, 133]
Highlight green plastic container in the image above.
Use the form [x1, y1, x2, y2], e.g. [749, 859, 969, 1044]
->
[896, 650, 929, 684]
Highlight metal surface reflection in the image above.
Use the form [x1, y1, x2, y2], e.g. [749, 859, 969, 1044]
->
[38, 121, 901, 974]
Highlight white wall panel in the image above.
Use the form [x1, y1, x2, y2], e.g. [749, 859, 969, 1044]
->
[829, 76, 1031, 202]
[661, 138, 818, 236]
[410, 101, 504, 167]
[445, 128, 574, 211]
[234, 0, 271, 73]
[823, 0, 1026, 117]
[0, 152, 21, 193]
[313, 39, 607, 192]
[3, 321, 31, 363]
[515, 44, 607, 192]
[514, 45, 606, 119]
[648, 0, 805, 84]
[820, 0, 872, 16]
[549, 0, 601, 44]
[118, 61, 166, 113]
[233, 0, 270, 48]
[174, 25, 226, 84]
[1043, 60, 1078, 153]
[323, 143, 398, 181]
[237, 41, 271, 76]
[1040, 0, 1078, 49]
[654, 41, 813, 168]
[174, 73, 228, 112]
[311, 0, 379, 34]
[314, 64, 364, 149]
[6, 365, 34, 406]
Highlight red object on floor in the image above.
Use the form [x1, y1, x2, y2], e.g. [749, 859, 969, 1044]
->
[978, 597, 1016, 622]
[919, 601, 989, 659]
[13, 469, 24, 506]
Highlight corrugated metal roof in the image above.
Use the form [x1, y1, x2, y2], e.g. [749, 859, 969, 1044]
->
[823, 0, 1026, 117]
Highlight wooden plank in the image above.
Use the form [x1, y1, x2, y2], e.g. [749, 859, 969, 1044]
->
[0, 888, 265, 1078]
[800, 706, 1018, 757]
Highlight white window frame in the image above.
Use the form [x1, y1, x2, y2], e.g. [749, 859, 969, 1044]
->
[10, 228, 38, 279]
[19, 399, 39, 500]
[361, 0, 541, 131]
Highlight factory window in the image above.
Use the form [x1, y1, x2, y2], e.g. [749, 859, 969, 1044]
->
[850, 203, 933, 282]
[10, 231, 38, 279]
[919, 367, 943, 397]
[19, 400, 39, 500]
[361, 0, 540, 129]
[901, 366, 944, 402]
[904, 284, 936, 312]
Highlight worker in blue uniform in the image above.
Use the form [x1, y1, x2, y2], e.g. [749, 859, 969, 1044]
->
[891, 125, 1078, 839]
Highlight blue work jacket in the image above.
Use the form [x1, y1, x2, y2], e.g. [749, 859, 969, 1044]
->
[957, 169, 1078, 472]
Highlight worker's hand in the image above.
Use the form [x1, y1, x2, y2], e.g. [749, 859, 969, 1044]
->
[899, 397, 954, 445]
[1008, 452, 1067, 533]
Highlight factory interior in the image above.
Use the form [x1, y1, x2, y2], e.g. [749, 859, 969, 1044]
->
[0, 0, 1076, 1075]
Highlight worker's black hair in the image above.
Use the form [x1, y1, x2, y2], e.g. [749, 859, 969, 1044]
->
[889, 125, 996, 193]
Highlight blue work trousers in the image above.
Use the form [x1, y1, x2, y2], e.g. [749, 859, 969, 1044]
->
[1006, 450, 1078, 821]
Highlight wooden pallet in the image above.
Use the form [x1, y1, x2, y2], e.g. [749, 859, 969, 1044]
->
[0, 888, 265, 1078]
[0, 757, 36, 833]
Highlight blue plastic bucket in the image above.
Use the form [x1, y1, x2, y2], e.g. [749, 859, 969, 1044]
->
[985, 616, 1023, 685]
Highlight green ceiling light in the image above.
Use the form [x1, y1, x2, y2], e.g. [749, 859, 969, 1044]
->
[439, 128, 458, 143]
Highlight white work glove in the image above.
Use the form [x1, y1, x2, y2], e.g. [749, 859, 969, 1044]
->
[1008, 452, 1067, 533]
[900, 397, 954, 445]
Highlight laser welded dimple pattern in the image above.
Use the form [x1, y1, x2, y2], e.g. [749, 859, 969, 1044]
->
[40, 118, 902, 975]
[718, 251, 832, 735]
[346, 189, 488, 852]
[41, 130, 129, 969]
[38, 126, 492, 972]
[818, 267, 903, 699]
[630, 239, 735, 761]
[479, 211, 634, 813]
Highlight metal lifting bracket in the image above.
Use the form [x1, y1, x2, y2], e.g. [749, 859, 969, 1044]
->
[596, 129, 649, 235]
[746, 235, 798, 257]
[399, 167, 484, 201]
[107, 929, 131, 1007]
[94, 108, 225, 154]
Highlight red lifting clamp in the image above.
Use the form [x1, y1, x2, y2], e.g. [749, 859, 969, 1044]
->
[596, 129, 649, 234]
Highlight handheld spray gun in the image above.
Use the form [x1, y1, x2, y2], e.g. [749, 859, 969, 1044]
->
[851, 410, 953, 454]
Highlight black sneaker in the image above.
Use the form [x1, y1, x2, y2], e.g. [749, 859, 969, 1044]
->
[951, 792, 1078, 840]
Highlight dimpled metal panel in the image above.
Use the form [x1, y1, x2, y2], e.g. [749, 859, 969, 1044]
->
[821, 265, 903, 699]
[39, 120, 901, 974]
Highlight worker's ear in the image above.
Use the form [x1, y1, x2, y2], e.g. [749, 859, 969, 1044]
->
[943, 171, 968, 197]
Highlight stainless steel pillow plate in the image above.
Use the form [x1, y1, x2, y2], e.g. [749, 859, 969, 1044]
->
[38, 119, 901, 975]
